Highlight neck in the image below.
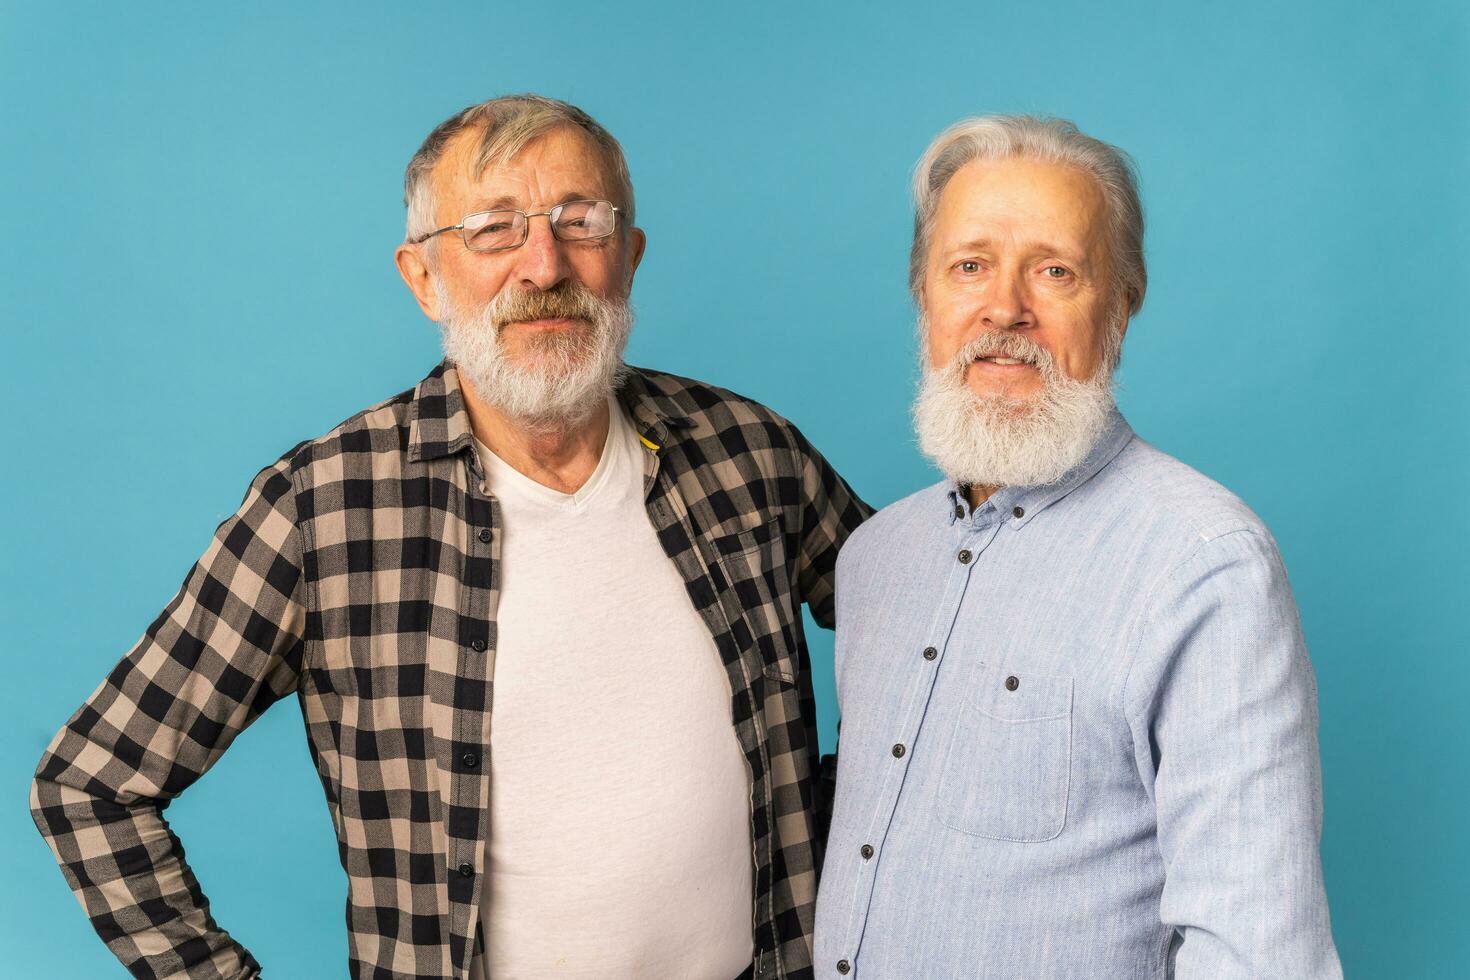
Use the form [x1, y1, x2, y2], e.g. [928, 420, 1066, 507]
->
[459, 376, 611, 495]
[964, 483, 1000, 508]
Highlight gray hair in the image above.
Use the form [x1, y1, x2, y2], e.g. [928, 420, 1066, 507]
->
[403, 94, 636, 246]
[909, 115, 1146, 317]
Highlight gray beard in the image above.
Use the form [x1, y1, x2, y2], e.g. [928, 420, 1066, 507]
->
[436, 280, 633, 433]
[912, 322, 1118, 490]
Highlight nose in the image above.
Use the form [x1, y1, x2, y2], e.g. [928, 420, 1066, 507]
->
[980, 265, 1033, 332]
[510, 212, 570, 292]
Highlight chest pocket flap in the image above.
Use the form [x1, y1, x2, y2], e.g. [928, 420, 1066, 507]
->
[708, 517, 796, 684]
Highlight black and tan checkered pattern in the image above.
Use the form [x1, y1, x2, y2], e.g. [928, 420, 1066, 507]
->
[31, 361, 871, 980]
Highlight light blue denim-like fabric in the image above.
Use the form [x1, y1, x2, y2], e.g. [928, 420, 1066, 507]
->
[814, 410, 1341, 979]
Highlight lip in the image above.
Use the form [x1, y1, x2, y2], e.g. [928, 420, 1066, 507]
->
[969, 356, 1035, 372]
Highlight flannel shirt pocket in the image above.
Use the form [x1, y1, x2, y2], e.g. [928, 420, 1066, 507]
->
[711, 517, 798, 684]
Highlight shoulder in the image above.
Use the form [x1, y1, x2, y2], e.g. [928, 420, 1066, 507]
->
[626, 365, 806, 450]
[1105, 436, 1274, 547]
[839, 482, 949, 569]
[1092, 437, 1293, 597]
[255, 375, 424, 493]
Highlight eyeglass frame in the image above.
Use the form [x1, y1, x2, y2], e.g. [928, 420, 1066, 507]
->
[407, 199, 624, 252]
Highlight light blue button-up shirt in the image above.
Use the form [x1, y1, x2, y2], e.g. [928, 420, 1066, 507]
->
[814, 410, 1341, 979]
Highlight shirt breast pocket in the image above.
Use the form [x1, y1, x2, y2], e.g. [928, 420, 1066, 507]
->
[710, 517, 796, 685]
[936, 663, 1073, 842]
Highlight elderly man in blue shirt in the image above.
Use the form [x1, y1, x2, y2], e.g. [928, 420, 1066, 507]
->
[813, 116, 1342, 978]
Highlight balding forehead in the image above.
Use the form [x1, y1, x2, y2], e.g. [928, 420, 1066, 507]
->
[429, 124, 622, 224]
[439, 123, 619, 201]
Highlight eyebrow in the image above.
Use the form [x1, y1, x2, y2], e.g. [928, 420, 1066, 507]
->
[467, 191, 603, 213]
[948, 238, 1091, 266]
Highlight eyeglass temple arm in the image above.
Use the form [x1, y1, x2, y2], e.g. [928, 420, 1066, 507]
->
[407, 224, 463, 245]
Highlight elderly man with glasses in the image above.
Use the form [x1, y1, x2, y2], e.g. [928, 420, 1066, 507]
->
[32, 94, 870, 980]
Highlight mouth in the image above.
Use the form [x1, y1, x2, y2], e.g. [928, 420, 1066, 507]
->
[964, 354, 1041, 392]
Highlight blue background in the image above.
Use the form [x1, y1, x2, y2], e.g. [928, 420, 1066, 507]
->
[3, 2, 1466, 976]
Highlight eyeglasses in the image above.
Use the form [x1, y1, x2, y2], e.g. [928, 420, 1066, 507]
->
[409, 199, 622, 252]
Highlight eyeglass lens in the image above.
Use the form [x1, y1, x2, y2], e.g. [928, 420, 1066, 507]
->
[461, 200, 616, 251]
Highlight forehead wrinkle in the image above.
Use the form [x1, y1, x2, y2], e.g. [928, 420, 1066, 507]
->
[466, 189, 606, 213]
[430, 127, 501, 222]
[935, 161, 1109, 274]
[948, 196, 1099, 242]
[945, 235, 1087, 260]
[446, 128, 618, 222]
[946, 156, 1105, 218]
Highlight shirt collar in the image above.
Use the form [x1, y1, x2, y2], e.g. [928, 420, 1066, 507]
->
[406, 360, 474, 463]
[406, 359, 696, 463]
[946, 407, 1135, 528]
[613, 367, 698, 451]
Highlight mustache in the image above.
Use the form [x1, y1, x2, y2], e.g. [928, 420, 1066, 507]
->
[949, 332, 1055, 372]
[487, 282, 604, 329]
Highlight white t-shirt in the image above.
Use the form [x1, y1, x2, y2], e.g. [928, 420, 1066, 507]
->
[468, 399, 754, 980]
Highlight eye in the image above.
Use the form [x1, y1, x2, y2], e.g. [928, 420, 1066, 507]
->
[955, 260, 981, 274]
[1042, 265, 1071, 279]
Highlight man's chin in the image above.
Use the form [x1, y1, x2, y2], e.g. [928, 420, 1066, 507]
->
[499, 352, 597, 380]
[968, 392, 1038, 421]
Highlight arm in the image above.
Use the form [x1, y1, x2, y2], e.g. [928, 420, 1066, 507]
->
[1125, 529, 1341, 978]
[31, 453, 308, 980]
[788, 425, 872, 630]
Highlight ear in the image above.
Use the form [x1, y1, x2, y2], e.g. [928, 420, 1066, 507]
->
[622, 226, 647, 291]
[395, 242, 442, 322]
[1116, 292, 1134, 343]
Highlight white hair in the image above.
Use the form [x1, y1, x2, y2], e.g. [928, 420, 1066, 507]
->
[912, 311, 1121, 489]
[435, 280, 633, 433]
[910, 115, 1146, 317]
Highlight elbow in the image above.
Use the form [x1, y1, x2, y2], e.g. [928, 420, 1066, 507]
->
[29, 749, 68, 839]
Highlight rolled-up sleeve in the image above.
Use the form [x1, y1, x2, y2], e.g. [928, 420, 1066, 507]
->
[1124, 528, 1342, 978]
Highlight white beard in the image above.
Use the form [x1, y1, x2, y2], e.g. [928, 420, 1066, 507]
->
[913, 320, 1118, 490]
[436, 279, 633, 433]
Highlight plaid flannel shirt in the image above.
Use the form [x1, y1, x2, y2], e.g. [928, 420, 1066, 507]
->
[31, 361, 871, 980]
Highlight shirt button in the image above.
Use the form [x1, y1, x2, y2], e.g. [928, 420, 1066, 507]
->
[922, 646, 937, 661]
[478, 528, 492, 543]
[957, 549, 973, 564]
[458, 863, 474, 878]
[860, 844, 874, 859]
[1006, 675, 1020, 691]
[837, 961, 851, 975]
[891, 743, 905, 758]
[462, 752, 479, 768]
[1012, 505, 1025, 519]
[470, 638, 486, 652]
